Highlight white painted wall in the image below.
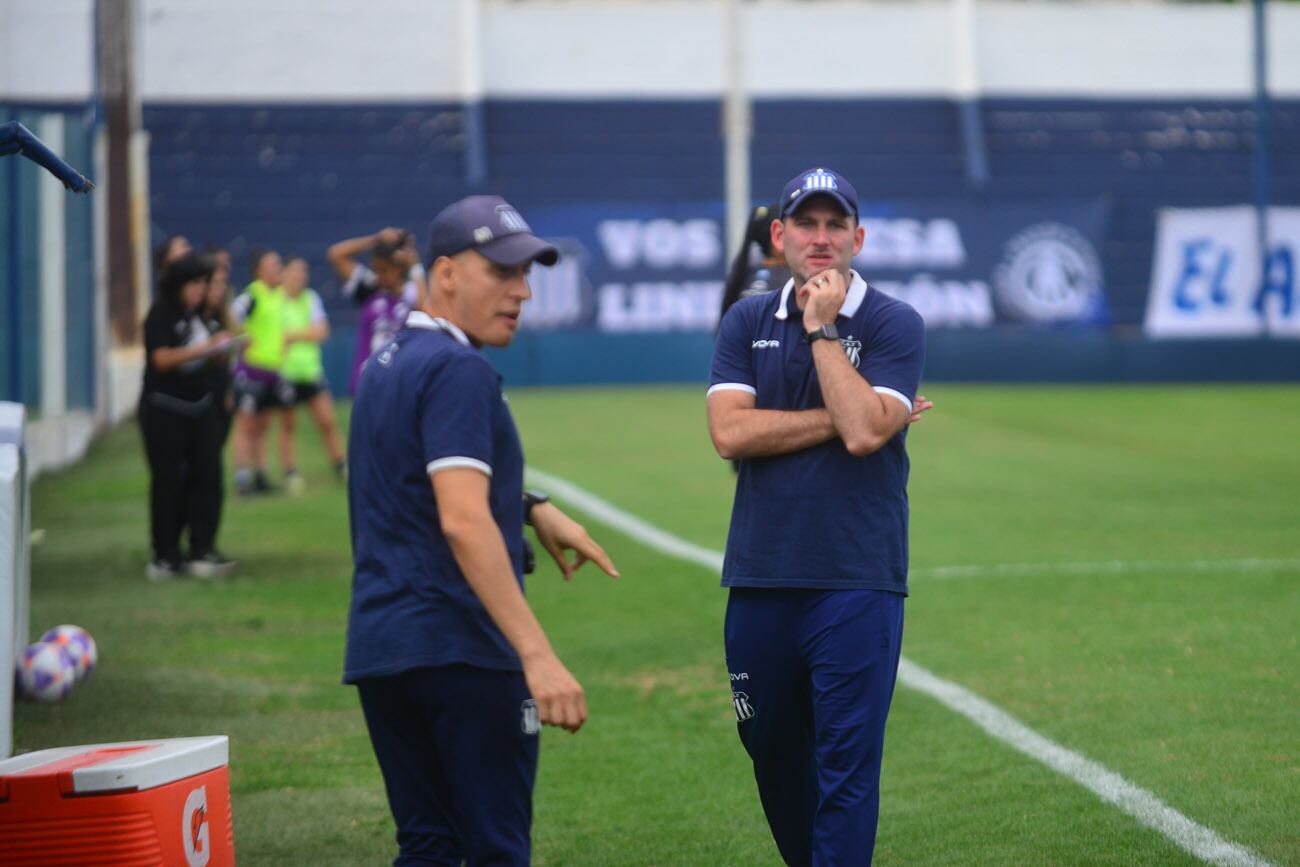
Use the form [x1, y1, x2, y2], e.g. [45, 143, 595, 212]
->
[140, 0, 466, 100]
[0, 0, 96, 101]
[2, 1, 1298, 102]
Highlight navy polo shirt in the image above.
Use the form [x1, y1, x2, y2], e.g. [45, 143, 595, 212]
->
[344, 311, 526, 682]
[708, 271, 925, 594]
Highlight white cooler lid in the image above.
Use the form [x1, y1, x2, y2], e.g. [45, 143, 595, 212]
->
[0, 735, 228, 792]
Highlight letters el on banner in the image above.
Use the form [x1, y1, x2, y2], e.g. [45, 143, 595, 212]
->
[1145, 206, 1300, 338]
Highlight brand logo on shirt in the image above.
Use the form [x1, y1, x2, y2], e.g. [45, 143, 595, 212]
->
[729, 671, 749, 681]
[751, 339, 780, 349]
[841, 335, 862, 368]
[733, 691, 756, 722]
[521, 699, 541, 735]
[376, 341, 398, 367]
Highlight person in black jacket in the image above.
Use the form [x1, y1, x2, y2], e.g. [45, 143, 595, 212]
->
[140, 253, 240, 580]
[719, 203, 791, 322]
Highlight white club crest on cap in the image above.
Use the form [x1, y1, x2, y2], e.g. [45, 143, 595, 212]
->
[496, 204, 531, 233]
[473, 226, 494, 244]
[803, 169, 838, 192]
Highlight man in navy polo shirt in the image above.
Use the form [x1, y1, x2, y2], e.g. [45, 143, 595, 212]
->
[345, 195, 620, 866]
[708, 168, 933, 866]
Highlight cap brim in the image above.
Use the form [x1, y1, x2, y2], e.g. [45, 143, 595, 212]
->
[781, 190, 857, 219]
[478, 233, 560, 267]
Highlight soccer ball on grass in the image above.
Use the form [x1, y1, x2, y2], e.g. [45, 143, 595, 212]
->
[16, 641, 76, 703]
[40, 624, 98, 682]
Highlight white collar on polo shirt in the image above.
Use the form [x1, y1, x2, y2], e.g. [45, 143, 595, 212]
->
[407, 310, 471, 346]
[774, 270, 869, 322]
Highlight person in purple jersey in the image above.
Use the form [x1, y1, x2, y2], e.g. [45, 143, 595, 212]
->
[327, 227, 424, 394]
[708, 168, 934, 867]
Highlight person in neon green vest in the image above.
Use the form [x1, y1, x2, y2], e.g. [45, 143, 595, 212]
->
[278, 256, 346, 493]
[230, 249, 288, 496]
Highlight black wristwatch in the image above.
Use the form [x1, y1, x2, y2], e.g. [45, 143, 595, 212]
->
[523, 490, 550, 525]
[803, 323, 840, 344]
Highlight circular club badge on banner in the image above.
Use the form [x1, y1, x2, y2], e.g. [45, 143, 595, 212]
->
[993, 223, 1104, 323]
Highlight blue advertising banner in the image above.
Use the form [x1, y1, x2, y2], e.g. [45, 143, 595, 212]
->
[518, 198, 1110, 333]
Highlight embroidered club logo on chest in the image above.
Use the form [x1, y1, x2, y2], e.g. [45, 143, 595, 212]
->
[840, 335, 862, 368]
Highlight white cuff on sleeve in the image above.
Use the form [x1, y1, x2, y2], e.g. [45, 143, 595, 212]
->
[426, 457, 493, 478]
[874, 387, 913, 413]
[707, 383, 757, 397]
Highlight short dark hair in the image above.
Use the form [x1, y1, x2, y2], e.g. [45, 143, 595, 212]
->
[283, 254, 309, 268]
[248, 247, 278, 279]
[157, 252, 214, 302]
[372, 231, 411, 262]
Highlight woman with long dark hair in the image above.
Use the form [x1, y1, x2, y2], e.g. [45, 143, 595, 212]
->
[140, 253, 239, 580]
[719, 203, 790, 322]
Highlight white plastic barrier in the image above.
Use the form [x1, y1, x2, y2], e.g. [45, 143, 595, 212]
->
[0, 401, 30, 761]
[0, 445, 19, 760]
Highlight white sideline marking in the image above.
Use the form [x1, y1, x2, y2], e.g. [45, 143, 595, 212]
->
[527, 467, 1276, 867]
[915, 559, 1300, 581]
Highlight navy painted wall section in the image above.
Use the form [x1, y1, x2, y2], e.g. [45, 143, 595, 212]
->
[139, 97, 1300, 386]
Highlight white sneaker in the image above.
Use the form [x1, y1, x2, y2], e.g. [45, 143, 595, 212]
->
[187, 551, 238, 579]
[146, 558, 184, 582]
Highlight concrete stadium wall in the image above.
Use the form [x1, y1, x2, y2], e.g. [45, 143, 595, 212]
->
[4, 1, 1299, 388]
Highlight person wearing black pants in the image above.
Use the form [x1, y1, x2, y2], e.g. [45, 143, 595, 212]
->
[141, 253, 240, 580]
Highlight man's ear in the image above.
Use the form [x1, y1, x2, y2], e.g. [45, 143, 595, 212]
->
[431, 256, 456, 297]
[771, 219, 786, 255]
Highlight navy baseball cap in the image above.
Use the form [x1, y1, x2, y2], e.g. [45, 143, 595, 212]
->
[426, 195, 559, 267]
[778, 167, 859, 219]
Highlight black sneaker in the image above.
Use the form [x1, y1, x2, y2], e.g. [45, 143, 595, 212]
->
[146, 558, 184, 582]
[188, 550, 238, 579]
[254, 471, 276, 495]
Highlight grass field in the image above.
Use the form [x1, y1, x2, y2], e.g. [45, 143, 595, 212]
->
[14, 384, 1300, 866]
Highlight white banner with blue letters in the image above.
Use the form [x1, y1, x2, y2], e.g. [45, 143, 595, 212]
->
[1145, 206, 1300, 338]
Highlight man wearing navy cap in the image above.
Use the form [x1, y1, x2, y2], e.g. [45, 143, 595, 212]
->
[345, 195, 620, 866]
[708, 168, 932, 866]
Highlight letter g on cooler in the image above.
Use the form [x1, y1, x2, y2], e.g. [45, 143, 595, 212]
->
[183, 785, 211, 867]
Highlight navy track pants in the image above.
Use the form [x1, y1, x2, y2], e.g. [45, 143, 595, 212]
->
[725, 588, 905, 867]
[356, 665, 539, 866]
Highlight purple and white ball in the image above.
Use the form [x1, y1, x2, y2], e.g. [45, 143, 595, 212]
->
[17, 641, 76, 702]
[39, 624, 97, 682]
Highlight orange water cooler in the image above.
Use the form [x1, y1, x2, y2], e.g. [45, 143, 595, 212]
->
[0, 735, 234, 866]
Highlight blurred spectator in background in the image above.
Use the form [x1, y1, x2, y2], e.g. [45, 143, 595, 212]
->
[230, 249, 288, 496]
[153, 234, 192, 276]
[140, 253, 238, 580]
[327, 228, 423, 394]
[720, 203, 789, 322]
[277, 255, 347, 493]
[200, 245, 238, 444]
